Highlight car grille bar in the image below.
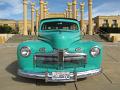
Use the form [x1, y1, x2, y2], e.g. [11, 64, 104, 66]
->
[58, 50, 64, 69]
[34, 50, 87, 69]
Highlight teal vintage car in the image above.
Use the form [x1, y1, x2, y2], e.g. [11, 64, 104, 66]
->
[17, 18, 103, 82]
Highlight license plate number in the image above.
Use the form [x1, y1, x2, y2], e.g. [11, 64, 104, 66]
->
[52, 72, 70, 80]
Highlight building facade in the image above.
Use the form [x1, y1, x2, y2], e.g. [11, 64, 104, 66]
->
[94, 16, 120, 29]
[0, 19, 31, 34]
[82, 16, 120, 34]
[48, 13, 66, 18]
[0, 19, 17, 30]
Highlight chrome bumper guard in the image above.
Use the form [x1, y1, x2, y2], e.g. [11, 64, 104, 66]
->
[18, 68, 102, 82]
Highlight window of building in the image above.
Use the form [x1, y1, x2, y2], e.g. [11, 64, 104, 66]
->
[113, 20, 117, 24]
[4, 24, 8, 26]
[104, 20, 108, 24]
[102, 19, 109, 27]
[112, 20, 118, 28]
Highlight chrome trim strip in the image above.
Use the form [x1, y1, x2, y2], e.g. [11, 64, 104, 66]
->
[64, 52, 87, 57]
[18, 68, 102, 82]
[34, 57, 85, 61]
[34, 53, 87, 60]
[65, 57, 86, 60]
[34, 52, 87, 61]
[35, 52, 87, 57]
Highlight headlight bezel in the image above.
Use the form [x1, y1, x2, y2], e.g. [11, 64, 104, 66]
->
[90, 46, 100, 57]
[20, 46, 31, 57]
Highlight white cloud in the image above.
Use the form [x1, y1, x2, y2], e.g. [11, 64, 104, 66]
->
[0, 0, 23, 19]
[84, 2, 120, 20]
[0, 2, 5, 5]
[0, 0, 38, 19]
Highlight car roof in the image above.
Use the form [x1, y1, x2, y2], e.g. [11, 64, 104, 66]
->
[40, 18, 79, 22]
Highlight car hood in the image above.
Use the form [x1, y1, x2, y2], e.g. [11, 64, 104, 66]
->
[38, 31, 80, 49]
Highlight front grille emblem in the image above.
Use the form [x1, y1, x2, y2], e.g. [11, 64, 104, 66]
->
[58, 50, 64, 69]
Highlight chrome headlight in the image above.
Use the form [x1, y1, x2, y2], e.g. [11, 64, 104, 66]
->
[20, 47, 31, 57]
[90, 46, 100, 57]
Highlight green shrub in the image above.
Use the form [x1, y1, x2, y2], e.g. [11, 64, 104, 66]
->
[0, 25, 19, 34]
[100, 27, 120, 33]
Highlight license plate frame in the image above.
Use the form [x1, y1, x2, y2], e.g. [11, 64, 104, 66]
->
[52, 72, 70, 80]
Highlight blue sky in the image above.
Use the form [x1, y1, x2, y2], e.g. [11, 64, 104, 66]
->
[0, 0, 120, 20]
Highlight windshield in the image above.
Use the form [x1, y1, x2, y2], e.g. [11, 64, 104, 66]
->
[41, 21, 79, 30]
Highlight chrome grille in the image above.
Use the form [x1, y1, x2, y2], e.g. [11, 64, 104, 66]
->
[34, 50, 87, 69]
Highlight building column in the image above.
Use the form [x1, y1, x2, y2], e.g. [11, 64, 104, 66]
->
[43, 2, 47, 19]
[40, 0, 44, 20]
[65, 9, 68, 18]
[31, 3, 35, 35]
[36, 9, 39, 34]
[67, 2, 72, 18]
[46, 8, 49, 18]
[72, 0, 77, 19]
[23, 0, 28, 35]
[80, 2, 85, 34]
[88, 0, 93, 35]
[64, 12, 66, 18]
[76, 9, 79, 20]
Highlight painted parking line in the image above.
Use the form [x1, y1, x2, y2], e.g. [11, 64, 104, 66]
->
[0, 46, 17, 48]
[0, 43, 19, 48]
[104, 44, 120, 47]
[103, 42, 120, 47]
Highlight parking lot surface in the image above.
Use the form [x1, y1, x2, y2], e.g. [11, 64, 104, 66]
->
[0, 42, 120, 90]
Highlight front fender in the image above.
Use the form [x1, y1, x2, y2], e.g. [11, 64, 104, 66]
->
[69, 40, 103, 68]
[17, 40, 53, 69]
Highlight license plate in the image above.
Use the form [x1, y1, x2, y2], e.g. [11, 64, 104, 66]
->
[52, 72, 70, 80]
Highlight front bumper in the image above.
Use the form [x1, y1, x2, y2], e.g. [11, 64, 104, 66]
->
[18, 68, 102, 82]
